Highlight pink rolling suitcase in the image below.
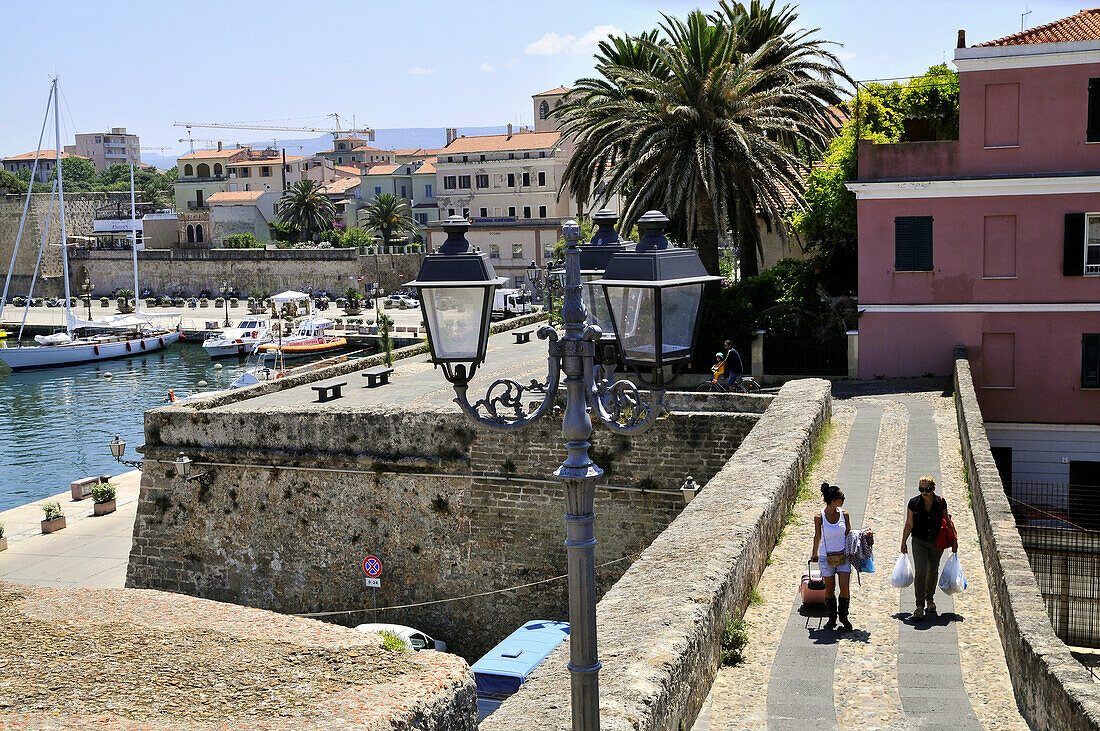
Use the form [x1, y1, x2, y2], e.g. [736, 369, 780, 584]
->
[800, 560, 826, 605]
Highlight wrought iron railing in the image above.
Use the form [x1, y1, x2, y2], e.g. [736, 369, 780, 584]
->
[1006, 480, 1100, 648]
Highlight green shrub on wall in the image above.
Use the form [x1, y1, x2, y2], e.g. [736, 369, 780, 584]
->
[222, 233, 263, 249]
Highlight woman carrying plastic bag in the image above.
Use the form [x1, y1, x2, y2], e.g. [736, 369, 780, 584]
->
[900, 475, 959, 620]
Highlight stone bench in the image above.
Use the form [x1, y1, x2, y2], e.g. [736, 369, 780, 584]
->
[513, 329, 533, 344]
[310, 381, 347, 403]
[362, 366, 394, 388]
[70, 476, 99, 501]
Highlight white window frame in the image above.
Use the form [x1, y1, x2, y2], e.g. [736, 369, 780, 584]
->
[1086, 212, 1100, 275]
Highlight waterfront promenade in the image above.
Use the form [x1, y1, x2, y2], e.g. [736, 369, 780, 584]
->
[694, 383, 1028, 730]
[0, 469, 138, 588]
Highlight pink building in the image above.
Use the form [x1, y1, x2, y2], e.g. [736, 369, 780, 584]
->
[850, 10, 1100, 484]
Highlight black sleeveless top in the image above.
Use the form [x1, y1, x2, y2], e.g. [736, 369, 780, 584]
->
[908, 494, 946, 542]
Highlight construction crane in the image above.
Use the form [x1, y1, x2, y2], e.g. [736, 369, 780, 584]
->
[177, 133, 232, 155]
[173, 113, 375, 141]
[140, 146, 173, 152]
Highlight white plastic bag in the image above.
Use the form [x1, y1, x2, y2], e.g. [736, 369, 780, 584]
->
[890, 553, 915, 588]
[938, 553, 968, 594]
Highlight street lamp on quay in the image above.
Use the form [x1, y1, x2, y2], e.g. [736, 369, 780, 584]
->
[220, 280, 230, 327]
[409, 211, 717, 730]
[81, 274, 93, 321]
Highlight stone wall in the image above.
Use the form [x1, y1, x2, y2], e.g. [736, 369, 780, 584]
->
[126, 339, 757, 660]
[0, 191, 130, 298]
[70, 248, 424, 298]
[482, 378, 832, 731]
[954, 351, 1100, 730]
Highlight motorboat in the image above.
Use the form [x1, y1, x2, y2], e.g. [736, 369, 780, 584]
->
[201, 317, 272, 358]
[258, 317, 346, 358]
[0, 79, 181, 372]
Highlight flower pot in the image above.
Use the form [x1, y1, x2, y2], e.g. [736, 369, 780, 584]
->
[0, 537, 7, 552]
[93, 499, 116, 516]
[41, 516, 66, 534]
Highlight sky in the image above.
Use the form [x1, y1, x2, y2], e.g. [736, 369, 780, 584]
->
[0, 0, 1090, 157]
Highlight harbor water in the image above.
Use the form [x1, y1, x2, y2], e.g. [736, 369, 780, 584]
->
[0, 340, 370, 511]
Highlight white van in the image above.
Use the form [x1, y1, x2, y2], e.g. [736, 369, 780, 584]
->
[492, 288, 532, 319]
[354, 623, 447, 652]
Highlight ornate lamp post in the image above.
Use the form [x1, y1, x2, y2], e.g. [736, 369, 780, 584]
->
[108, 435, 143, 471]
[220, 280, 230, 327]
[410, 212, 716, 730]
[82, 274, 93, 321]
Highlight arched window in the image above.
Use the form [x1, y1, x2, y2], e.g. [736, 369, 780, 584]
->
[539, 101, 549, 119]
[214, 163, 223, 176]
[555, 99, 563, 108]
[196, 224, 204, 243]
[196, 163, 210, 177]
[184, 164, 193, 176]
[186, 225, 195, 243]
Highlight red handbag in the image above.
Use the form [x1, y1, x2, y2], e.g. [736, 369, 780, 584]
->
[934, 498, 957, 550]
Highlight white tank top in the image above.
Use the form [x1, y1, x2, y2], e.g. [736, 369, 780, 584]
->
[821, 508, 847, 553]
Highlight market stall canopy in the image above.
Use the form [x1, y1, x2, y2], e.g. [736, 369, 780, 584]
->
[271, 290, 311, 303]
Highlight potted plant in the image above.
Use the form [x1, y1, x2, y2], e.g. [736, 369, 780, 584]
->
[343, 287, 362, 315]
[199, 297, 209, 308]
[41, 501, 65, 534]
[146, 297, 158, 308]
[0, 522, 6, 552]
[230, 297, 239, 308]
[215, 297, 225, 308]
[92, 482, 117, 516]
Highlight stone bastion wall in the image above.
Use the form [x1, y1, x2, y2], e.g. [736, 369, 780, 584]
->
[954, 351, 1100, 730]
[70, 248, 425, 298]
[482, 378, 832, 731]
[126, 366, 761, 660]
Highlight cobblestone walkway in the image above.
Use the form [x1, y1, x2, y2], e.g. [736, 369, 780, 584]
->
[697, 386, 1027, 730]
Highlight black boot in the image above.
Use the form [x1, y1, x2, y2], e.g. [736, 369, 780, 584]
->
[838, 597, 853, 631]
[824, 597, 837, 630]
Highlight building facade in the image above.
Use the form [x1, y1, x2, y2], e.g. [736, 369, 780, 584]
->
[319, 136, 394, 166]
[65, 128, 141, 171]
[2, 150, 87, 183]
[849, 10, 1100, 484]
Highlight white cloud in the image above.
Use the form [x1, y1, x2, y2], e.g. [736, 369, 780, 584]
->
[836, 51, 857, 61]
[525, 24, 624, 56]
[480, 62, 494, 72]
[407, 66, 433, 75]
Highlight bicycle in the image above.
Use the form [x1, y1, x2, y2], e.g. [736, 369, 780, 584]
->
[696, 372, 762, 393]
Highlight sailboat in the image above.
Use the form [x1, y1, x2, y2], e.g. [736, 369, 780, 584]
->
[0, 78, 181, 371]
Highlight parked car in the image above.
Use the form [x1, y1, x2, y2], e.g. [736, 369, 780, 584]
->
[385, 294, 420, 309]
[353, 623, 446, 652]
[471, 620, 570, 722]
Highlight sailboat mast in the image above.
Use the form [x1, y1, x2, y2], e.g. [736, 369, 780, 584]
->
[129, 163, 140, 314]
[53, 77, 73, 336]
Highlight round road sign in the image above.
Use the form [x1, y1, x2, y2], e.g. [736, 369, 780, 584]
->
[363, 555, 382, 578]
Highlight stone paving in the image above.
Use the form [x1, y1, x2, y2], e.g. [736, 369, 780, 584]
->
[0, 470, 139, 588]
[697, 384, 1028, 730]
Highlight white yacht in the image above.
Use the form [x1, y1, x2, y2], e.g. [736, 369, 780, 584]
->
[201, 317, 272, 358]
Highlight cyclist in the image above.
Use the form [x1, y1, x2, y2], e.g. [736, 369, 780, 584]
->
[721, 340, 744, 389]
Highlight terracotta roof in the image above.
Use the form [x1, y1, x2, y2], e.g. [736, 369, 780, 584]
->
[534, 86, 571, 96]
[335, 164, 363, 177]
[977, 8, 1100, 46]
[393, 147, 441, 157]
[178, 148, 249, 160]
[206, 190, 265, 204]
[365, 164, 401, 176]
[414, 161, 436, 175]
[2, 149, 86, 162]
[439, 130, 561, 155]
[318, 177, 361, 195]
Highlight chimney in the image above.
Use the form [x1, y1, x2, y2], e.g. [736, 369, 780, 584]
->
[217, 141, 223, 151]
[445, 128, 457, 145]
[957, 29, 966, 48]
[507, 123, 513, 138]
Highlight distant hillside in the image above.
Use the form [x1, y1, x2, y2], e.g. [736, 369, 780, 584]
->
[140, 126, 509, 170]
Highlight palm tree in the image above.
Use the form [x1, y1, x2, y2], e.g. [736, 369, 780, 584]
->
[277, 180, 336, 239]
[557, 5, 849, 278]
[358, 193, 417, 250]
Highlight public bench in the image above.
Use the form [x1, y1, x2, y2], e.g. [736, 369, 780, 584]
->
[70, 476, 99, 501]
[311, 381, 347, 403]
[513, 329, 533, 344]
[362, 366, 394, 388]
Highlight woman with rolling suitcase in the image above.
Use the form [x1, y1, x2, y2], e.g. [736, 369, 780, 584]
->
[810, 482, 854, 631]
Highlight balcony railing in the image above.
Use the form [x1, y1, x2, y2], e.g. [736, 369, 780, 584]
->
[1086, 264, 1100, 275]
[177, 176, 226, 183]
[187, 201, 209, 210]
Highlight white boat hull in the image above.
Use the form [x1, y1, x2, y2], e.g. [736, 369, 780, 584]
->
[0, 332, 181, 370]
[202, 337, 271, 358]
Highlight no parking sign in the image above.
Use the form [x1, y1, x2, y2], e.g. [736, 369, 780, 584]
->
[363, 555, 382, 588]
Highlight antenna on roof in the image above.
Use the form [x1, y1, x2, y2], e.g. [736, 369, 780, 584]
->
[1021, 3, 1031, 32]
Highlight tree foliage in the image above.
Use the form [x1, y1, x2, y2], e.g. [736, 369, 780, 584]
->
[222, 232, 263, 249]
[0, 170, 27, 194]
[789, 63, 959, 293]
[359, 193, 417, 248]
[557, 1, 850, 279]
[277, 180, 336, 239]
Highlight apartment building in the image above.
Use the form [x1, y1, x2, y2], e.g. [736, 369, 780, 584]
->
[64, 128, 141, 171]
[848, 9, 1100, 485]
[2, 150, 87, 182]
[318, 136, 394, 166]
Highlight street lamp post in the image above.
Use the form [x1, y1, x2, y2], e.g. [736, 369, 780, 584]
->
[410, 213, 716, 730]
[82, 274, 93, 321]
[220, 280, 230, 327]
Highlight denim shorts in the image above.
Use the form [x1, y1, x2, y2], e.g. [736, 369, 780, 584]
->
[818, 558, 851, 577]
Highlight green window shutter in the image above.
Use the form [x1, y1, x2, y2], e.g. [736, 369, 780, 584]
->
[1089, 79, 1100, 143]
[1065, 213, 1086, 276]
[1083, 333, 1100, 388]
[895, 216, 932, 271]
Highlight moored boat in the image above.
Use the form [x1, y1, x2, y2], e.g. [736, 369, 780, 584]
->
[258, 317, 346, 358]
[201, 317, 272, 357]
